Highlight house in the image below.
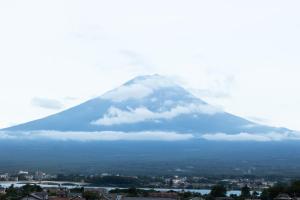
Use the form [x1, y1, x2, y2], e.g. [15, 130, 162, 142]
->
[21, 192, 49, 200]
[215, 197, 234, 200]
[48, 197, 85, 200]
[189, 197, 205, 200]
[0, 186, 6, 194]
[245, 198, 260, 200]
[122, 197, 177, 200]
[0, 173, 9, 181]
[55, 188, 70, 198]
[148, 192, 178, 199]
[274, 194, 292, 200]
[84, 188, 108, 195]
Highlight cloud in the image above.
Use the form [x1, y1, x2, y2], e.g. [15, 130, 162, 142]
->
[187, 74, 235, 103]
[1, 131, 300, 142]
[31, 97, 63, 110]
[119, 50, 151, 68]
[0, 131, 194, 142]
[201, 132, 300, 142]
[101, 84, 153, 102]
[245, 116, 271, 125]
[92, 104, 221, 126]
[190, 88, 230, 99]
[100, 75, 176, 102]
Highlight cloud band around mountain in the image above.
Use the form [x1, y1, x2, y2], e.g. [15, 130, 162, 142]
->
[0, 131, 194, 142]
[1, 131, 300, 142]
[201, 131, 300, 142]
[91, 104, 221, 126]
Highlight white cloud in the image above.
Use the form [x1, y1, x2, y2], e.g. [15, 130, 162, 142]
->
[119, 49, 152, 69]
[92, 104, 221, 126]
[100, 75, 176, 102]
[0, 131, 194, 141]
[1, 130, 300, 142]
[101, 84, 153, 102]
[31, 97, 63, 110]
[201, 132, 300, 142]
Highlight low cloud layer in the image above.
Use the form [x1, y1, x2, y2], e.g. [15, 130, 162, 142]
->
[1, 131, 300, 142]
[92, 104, 221, 126]
[0, 131, 194, 141]
[201, 132, 300, 142]
[31, 97, 63, 110]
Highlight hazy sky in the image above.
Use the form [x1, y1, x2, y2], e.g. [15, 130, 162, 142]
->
[0, 0, 300, 130]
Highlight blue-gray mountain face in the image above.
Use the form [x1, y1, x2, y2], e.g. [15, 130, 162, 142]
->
[4, 75, 288, 134]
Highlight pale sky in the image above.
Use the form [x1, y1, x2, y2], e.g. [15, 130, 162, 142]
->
[0, 0, 300, 130]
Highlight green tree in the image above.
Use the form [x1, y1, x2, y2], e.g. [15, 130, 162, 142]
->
[21, 184, 42, 196]
[268, 183, 287, 199]
[288, 180, 300, 196]
[127, 187, 138, 196]
[5, 184, 20, 200]
[241, 185, 251, 198]
[252, 191, 259, 198]
[210, 185, 227, 197]
[83, 191, 100, 200]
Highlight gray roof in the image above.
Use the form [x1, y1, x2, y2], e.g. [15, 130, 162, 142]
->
[275, 194, 292, 200]
[123, 197, 176, 200]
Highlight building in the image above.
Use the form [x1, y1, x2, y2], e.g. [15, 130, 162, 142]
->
[19, 171, 29, 175]
[0, 173, 9, 181]
[35, 171, 47, 181]
[215, 197, 234, 200]
[48, 197, 85, 200]
[122, 198, 177, 200]
[149, 192, 178, 199]
[21, 192, 49, 200]
[0, 186, 6, 194]
[274, 194, 292, 200]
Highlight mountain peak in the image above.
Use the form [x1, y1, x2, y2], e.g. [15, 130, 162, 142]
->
[101, 74, 186, 102]
[124, 74, 177, 87]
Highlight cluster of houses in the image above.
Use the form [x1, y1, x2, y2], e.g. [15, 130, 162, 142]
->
[214, 194, 300, 200]
[16, 188, 182, 200]
[0, 171, 56, 182]
[2, 184, 300, 200]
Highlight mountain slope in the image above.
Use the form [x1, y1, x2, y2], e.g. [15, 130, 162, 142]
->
[3, 74, 288, 135]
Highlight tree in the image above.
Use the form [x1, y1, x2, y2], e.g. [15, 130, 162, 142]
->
[252, 191, 259, 198]
[127, 187, 138, 196]
[5, 184, 20, 200]
[210, 185, 227, 197]
[21, 184, 42, 196]
[83, 191, 100, 200]
[241, 185, 251, 198]
[261, 183, 287, 200]
[260, 189, 269, 200]
[268, 183, 287, 199]
[288, 180, 300, 196]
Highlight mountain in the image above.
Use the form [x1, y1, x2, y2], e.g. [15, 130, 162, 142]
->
[3, 74, 289, 135]
[1, 74, 300, 175]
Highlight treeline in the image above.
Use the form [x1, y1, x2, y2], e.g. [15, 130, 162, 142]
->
[0, 184, 42, 200]
[86, 176, 141, 187]
[206, 180, 300, 200]
[261, 180, 300, 200]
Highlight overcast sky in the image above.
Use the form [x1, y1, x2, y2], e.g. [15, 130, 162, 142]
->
[0, 0, 300, 130]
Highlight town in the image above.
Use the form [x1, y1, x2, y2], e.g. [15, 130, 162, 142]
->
[1, 171, 299, 200]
